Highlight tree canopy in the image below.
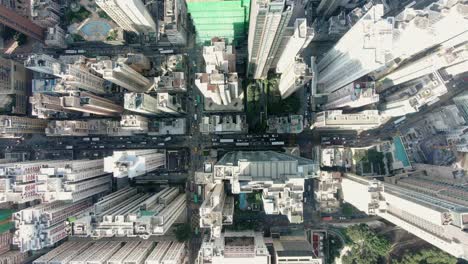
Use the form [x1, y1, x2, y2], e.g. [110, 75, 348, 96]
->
[173, 223, 192, 242]
[342, 224, 391, 264]
[397, 249, 458, 264]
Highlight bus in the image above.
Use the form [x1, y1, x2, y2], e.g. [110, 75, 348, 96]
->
[271, 141, 285, 146]
[393, 116, 406, 126]
[236, 142, 249, 146]
[160, 49, 174, 54]
[220, 139, 234, 143]
[196, 95, 201, 105]
[193, 194, 198, 204]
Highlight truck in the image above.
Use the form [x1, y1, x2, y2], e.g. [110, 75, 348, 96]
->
[164, 136, 172, 142]
[220, 139, 234, 143]
[393, 116, 406, 126]
[91, 137, 100, 141]
[82, 137, 90, 141]
[65, 146, 73, 149]
[236, 142, 249, 146]
[193, 114, 198, 121]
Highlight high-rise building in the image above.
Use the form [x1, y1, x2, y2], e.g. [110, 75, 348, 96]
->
[197, 231, 270, 264]
[56, 65, 106, 94]
[275, 19, 313, 74]
[45, 120, 89, 136]
[454, 90, 468, 123]
[61, 92, 123, 116]
[324, 81, 379, 110]
[211, 151, 319, 223]
[380, 72, 448, 117]
[199, 114, 247, 134]
[0, 57, 28, 115]
[312, 110, 386, 131]
[104, 149, 166, 178]
[24, 54, 62, 76]
[341, 173, 468, 260]
[72, 187, 185, 237]
[95, 0, 157, 34]
[148, 118, 187, 136]
[119, 115, 149, 135]
[378, 41, 468, 91]
[44, 25, 67, 49]
[186, 0, 251, 44]
[92, 60, 151, 93]
[0, 115, 48, 138]
[317, 4, 394, 93]
[124, 93, 184, 115]
[160, 0, 189, 46]
[30, 93, 68, 119]
[199, 184, 234, 238]
[0, 160, 68, 203]
[13, 199, 93, 252]
[392, 1, 468, 63]
[278, 57, 313, 98]
[39, 159, 111, 202]
[247, 0, 293, 79]
[195, 38, 243, 110]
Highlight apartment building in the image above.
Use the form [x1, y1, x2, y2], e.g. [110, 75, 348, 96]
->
[104, 149, 166, 178]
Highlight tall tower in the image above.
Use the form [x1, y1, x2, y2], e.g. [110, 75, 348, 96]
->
[341, 173, 468, 260]
[95, 0, 157, 34]
[247, 0, 293, 79]
[317, 4, 394, 93]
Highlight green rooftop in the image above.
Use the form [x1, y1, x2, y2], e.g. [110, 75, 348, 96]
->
[187, 0, 251, 45]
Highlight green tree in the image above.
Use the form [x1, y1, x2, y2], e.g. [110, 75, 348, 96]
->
[343, 224, 391, 264]
[397, 249, 457, 264]
[173, 223, 192, 242]
[14, 33, 27, 45]
[246, 85, 255, 102]
[254, 86, 261, 102]
[98, 10, 111, 20]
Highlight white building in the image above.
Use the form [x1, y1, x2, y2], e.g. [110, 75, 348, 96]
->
[278, 57, 313, 98]
[38, 159, 111, 202]
[314, 171, 341, 214]
[45, 25, 67, 49]
[199, 184, 234, 238]
[0, 160, 68, 203]
[378, 40, 468, 91]
[212, 151, 319, 223]
[312, 110, 386, 131]
[148, 118, 186, 136]
[159, 0, 189, 46]
[197, 231, 270, 264]
[95, 0, 157, 34]
[199, 115, 247, 134]
[72, 187, 186, 238]
[56, 65, 106, 94]
[324, 81, 379, 110]
[392, 1, 468, 63]
[45, 120, 89, 136]
[119, 115, 149, 135]
[92, 60, 151, 93]
[61, 92, 123, 116]
[124, 93, 184, 115]
[104, 149, 166, 178]
[341, 173, 468, 260]
[317, 4, 394, 93]
[13, 199, 93, 252]
[24, 54, 62, 76]
[195, 39, 243, 110]
[380, 72, 448, 117]
[0, 115, 48, 138]
[248, 0, 293, 79]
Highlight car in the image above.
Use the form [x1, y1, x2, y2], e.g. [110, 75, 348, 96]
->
[211, 138, 218, 142]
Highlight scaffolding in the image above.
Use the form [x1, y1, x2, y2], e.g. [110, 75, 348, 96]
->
[187, 0, 250, 45]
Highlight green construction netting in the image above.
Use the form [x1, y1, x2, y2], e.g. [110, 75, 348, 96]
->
[187, 0, 251, 45]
